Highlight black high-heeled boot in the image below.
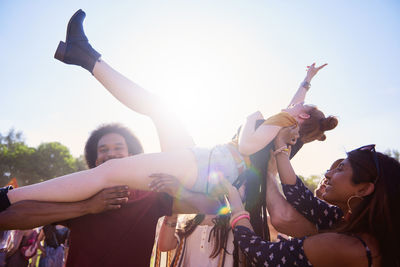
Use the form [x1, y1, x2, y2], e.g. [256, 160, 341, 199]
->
[54, 9, 101, 74]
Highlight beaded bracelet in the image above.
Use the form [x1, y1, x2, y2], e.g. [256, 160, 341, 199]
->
[273, 146, 289, 156]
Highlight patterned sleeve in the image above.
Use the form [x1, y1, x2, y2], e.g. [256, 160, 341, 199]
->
[281, 177, 343, 230]
[233, 226, 312, 267]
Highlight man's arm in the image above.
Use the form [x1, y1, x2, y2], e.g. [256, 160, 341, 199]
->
[0, 186, 129, 230]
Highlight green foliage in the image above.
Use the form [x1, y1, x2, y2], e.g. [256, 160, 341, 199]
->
[0, 129, 87, 186]
[384, 149, 400, 162]
[298, 174, 321, 193]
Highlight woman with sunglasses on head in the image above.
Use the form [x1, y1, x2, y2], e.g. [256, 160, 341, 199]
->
[6, 10, 337, 206]
[225, 127, 400, 266]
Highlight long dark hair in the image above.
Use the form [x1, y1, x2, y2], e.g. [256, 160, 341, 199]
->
[338, 149, 400, 266]
[176, 214, 231, 259]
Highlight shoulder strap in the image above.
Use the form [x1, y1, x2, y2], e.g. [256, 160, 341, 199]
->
[352, 235, 372, 267]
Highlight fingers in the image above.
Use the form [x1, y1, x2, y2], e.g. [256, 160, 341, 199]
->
[149, 177, 176, 188]
[102, 185, 129, 194]
[102, 185, 130, 199]
[149, 173, 181, 192]
[306, 63, 315, 70]
[278, 126, 299, 145]
[149, 173, 177, 179]
[306, 62, 327, 71]
[148, 178, 180, 195]
[317, 63, 328, 70]
[103, 197, 129, 211]
[107, 197, 129, 205]
[105, 204, 122, 211]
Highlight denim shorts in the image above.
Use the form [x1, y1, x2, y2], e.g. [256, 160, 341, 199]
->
[190, 145, 243, 193]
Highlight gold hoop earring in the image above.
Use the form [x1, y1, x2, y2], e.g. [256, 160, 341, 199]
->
[344, 195, 363, 221]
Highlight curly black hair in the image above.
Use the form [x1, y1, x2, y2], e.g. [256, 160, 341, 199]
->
[84, 123, 144, 169]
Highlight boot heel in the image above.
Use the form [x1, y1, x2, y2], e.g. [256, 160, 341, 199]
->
[54, 41, 67, 61]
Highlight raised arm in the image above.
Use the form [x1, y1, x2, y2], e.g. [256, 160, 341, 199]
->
[273, 128, 343, 229]
[0, 186, 129, 230]
[274, 127, 299, 185]
[265, 171, 317, 237]
[288, 63, 328, 107]
[238, 111, 281, 155]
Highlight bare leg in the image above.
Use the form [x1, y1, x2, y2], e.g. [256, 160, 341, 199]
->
[93, 60, 195, 151]
[55, 10, 194, 151]
[7, 149, 198, 204]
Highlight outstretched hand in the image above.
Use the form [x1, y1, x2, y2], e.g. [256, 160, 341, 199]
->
[86, 186, 129, 214]
[305, 62, 328, 83]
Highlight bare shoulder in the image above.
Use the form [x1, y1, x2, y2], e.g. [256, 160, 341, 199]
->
[303, 232, 373, 267]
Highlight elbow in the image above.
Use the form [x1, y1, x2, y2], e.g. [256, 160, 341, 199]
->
[269, 209, 296, 233]
[238, 143, 256, 156]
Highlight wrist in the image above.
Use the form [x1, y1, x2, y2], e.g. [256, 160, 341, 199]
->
[230, 211, 250, 228]
[274, 145, 289, 156]
[82, 200, 93, 214]
[300, 80, 311, 90]
[164, 216, 178, 227]
[274, 139, 287, 148]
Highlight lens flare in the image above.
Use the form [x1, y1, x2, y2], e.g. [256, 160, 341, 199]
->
[218, 205, 231, 215]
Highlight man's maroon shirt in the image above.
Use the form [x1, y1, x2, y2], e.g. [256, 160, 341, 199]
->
[62, 190, 173, 267]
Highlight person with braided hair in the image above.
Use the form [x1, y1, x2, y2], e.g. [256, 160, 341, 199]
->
[153, 175, 237, 267]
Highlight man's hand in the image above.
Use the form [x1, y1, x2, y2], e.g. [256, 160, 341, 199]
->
[148, 173, 183, 198]
[85, 186, 129, 214]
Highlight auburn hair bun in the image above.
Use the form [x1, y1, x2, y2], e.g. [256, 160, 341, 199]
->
[320, 116, 338, 131]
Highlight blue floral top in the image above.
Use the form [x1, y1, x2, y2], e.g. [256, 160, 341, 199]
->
[232, 177, 343, 266]
[281, 177, 343, 230]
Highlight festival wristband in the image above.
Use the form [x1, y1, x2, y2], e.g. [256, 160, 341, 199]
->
[273, 146, 289, 156]
[229, 210, 250, 227]
[231, 214, 251, 229]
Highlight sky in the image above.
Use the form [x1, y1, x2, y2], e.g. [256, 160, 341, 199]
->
[1, 0, 399, 177]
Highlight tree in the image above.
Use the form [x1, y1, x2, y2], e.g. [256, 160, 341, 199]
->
[298, 175, 320, 193]
[384, 149, 399, 162]
[74, 155, 88, 172]
[0, 129, 87, 186]
[0, 129, 36, 186]
[33, 142, 78, 183]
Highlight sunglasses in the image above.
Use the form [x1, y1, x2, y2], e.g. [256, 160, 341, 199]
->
[356, 144, 380, 183]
